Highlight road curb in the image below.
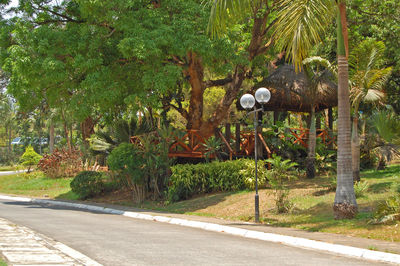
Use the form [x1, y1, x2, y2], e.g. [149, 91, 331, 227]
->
[1, 194, 399, 265]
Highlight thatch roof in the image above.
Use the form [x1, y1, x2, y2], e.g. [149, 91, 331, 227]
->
[249, 64, 338, 113]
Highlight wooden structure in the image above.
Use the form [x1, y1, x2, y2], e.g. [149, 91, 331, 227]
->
[288, 128, 336, 148]
[130, 123, 336, 160]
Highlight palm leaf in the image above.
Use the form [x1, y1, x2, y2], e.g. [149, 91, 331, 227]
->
[206, 0, 262, 38]
[273, 0, 335, 70]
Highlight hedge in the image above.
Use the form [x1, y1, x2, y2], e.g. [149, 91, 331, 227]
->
[167, 159, 268, 202]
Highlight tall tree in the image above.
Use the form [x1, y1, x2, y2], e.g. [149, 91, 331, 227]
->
[209, 0, 358, 218]
[302, 56, 336, 179]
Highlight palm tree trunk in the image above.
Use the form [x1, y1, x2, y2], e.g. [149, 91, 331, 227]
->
[351, 115, 360, 182]
[333, 1, 358, 219]
[306, 106, 316, 178]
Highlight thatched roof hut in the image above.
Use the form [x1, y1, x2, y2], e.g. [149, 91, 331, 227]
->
[250, 64, 338, 113]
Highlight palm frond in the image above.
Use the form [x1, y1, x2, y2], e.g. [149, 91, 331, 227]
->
[363, 89, 385, 103]
[273, 0, 335, 70]
[206, 0, 261, 38]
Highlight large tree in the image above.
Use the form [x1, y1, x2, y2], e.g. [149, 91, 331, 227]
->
[209, 0, 358, 218]
[1, 0, 278, 139]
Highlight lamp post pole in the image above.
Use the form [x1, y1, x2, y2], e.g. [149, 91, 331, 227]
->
[254, 106, 259, 223]
[240, 87, 271, 223]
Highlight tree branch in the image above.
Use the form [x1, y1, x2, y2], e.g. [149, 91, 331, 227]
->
[205, 77, 233, 88]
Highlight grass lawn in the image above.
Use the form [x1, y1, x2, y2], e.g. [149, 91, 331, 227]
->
[0, 171, 77, 199]
[0, 165, 22, 172]
[0, 256, 7, 266]
[0, 165, 399, 242]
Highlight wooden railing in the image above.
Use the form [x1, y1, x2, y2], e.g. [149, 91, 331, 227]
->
[168, 130, 208, 158]
[288, 128, 336, 148]
[129, 124, 335, 159]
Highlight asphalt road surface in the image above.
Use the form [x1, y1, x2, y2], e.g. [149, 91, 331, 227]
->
[0, 199, 387, 266]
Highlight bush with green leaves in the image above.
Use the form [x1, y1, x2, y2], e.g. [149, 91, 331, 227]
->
[265, 154, 298, 213]
[20, 146, 42, 173]
[167, 159, 268, 203]
[354, 181, 369, 198]
[372, 195, 400, 224]
[70, 171, 106, 200]
[107, 143, 147, 203]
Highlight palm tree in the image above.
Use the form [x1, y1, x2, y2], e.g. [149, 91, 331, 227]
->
[208, 0, 358, 218]
[302, 56, 336, 178]
[349, 40, 392, 181]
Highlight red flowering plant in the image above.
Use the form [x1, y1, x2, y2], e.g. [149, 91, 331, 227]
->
[37, 148, 83, 178]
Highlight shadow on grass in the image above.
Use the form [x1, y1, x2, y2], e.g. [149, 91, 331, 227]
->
[368, 182, 393, 193]
[143, 191, 238, 214]
[362, 165, 400, 179]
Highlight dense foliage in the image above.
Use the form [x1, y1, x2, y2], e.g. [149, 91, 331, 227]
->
[37, 148, 82, 178]
[19, 145, 41, 172]
[167, 159, 268, 203]
[70, 171, 106, 200]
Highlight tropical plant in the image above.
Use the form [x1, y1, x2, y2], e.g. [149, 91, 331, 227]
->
[371, 109, 400, 146]
[89, 116, 154, 157]
[372, 195, 400, 224]
[70, 171, 106, 200]
[265, 154, 298, 213]
[208, 0, 358, 218]
[19, 146, 42, 173]
[349, 40, 392, 181]
[202, 136, 227, 162]
[302, 56, 337, 178]
[37, 148, 83, 178]
[353, 181, 368, 198]
[107, 143, 147, 203]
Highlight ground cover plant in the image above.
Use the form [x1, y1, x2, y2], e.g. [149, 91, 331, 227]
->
[0, 162, 399, 243]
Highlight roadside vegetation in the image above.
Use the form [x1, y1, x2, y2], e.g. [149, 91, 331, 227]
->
[1, 164, 399, 242]
[0, 0, 399, 248]
[0, 257, 7, 266]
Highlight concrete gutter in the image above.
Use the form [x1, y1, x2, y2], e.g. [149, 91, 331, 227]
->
[0, 194, 399, 265]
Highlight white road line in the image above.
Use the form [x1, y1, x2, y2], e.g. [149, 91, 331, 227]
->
[1, 194, 400, 265]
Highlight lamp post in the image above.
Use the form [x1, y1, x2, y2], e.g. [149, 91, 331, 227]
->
[240, 87, 271, 223]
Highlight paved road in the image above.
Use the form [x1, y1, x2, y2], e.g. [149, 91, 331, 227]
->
[0, 199, 387, 266]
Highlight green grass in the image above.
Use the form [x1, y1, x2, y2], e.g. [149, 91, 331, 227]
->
[0, 171, 77, 199]
[0, 165, 399, 242]
[0, 256, 7, 266]
[0, 165, 22, 172]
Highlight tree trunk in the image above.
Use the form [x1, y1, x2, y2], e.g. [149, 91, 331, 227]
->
[185, 52, 205, 131]
[49, 122, 55, 153]
[333, 1, 358, 219]
[80, 116, 96, 141]
[306, 107, 316, 178]
[199, 68, 246, 137]
[351, 115, 360, 182]
[64, 122, 71, 152]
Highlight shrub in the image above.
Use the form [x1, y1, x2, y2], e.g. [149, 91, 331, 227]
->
[108, 143, 147, 203]
[167, 159, 268, 203]
[37, 148, 82, 178]
[371, 195, 400, 224]
[265, 154, 298, 213]
[70, 171, 106, 200]
[20, 146, 42, 173]
[354, 181, 369, 198]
